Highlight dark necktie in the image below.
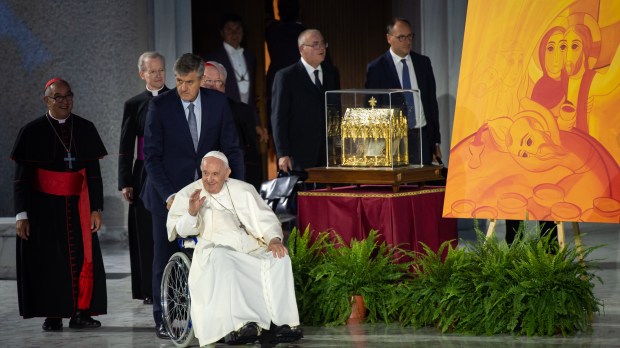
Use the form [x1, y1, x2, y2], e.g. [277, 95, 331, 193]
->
[187, 103, 198, 150]
[314, 69, 323, 90]
[401, 58, 416, 128]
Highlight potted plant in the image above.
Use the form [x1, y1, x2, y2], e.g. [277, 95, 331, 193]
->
[301, 229, 411, 326]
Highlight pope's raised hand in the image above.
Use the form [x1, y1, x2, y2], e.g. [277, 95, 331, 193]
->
[188, 189, 206, 216]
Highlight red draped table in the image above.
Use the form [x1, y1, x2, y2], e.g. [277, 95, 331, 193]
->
[297, 185, 458, 253]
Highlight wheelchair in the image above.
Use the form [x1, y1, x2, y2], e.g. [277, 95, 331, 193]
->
[161, 238, 196, 347]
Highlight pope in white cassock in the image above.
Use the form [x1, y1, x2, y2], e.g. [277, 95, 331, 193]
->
[166, 151, 302, 347]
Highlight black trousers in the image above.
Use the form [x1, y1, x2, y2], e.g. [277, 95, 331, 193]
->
[408, 126, 433, 165]
[150, 202, 181, 325]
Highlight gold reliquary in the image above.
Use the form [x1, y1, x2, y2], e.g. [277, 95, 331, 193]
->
[326, 90, 417, 168]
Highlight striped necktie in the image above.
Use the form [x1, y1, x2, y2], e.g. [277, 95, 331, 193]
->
[187, 103, 198, 150]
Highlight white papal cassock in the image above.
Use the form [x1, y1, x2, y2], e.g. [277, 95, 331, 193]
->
[166, 178, 300, 346]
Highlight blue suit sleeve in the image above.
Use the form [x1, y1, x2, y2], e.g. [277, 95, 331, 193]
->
[143, 99, 175, 204]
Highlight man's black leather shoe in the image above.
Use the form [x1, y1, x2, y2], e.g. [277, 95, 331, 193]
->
[270, 324, 303, 344]
[143, 297, 153, 305]
[156, 323, 170, 339]
[42, 318, 63, 331]
[69, 310, 101, 329]
[224, 322, 260, 345]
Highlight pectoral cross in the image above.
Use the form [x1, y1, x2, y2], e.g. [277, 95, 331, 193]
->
[64, 152, 76, 169]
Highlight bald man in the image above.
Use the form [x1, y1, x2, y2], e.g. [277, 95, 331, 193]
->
[271, 29, 340, 177]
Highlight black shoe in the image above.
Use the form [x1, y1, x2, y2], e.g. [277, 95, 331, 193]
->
[42, 318, 63, 332]
[224, 322, 260, 345]
[143, 297, 153, 305]
[156, 323, 170, 339]
[69, 310, 101, 329]
[270, 325, 303, 344]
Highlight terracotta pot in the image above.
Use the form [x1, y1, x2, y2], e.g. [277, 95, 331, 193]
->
[347, 295, 367, 324]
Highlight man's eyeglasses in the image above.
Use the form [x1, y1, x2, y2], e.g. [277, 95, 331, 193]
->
[391, 34, 414, 42]
[204, 80, 224, 87]
[47, 93, 74, 103]
[302, 42, 328, 49]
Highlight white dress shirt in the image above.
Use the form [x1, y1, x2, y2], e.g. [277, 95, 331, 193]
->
[180, 91, 202, 140]
[389, 49, 426, 128]
[300, 57, 322, 84]
[224, 42, 250, 104]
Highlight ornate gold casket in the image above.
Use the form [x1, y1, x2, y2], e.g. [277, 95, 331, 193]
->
[326, 90, 418, 168]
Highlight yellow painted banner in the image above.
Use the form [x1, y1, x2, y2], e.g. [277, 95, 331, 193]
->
[444, 0, 620, 223]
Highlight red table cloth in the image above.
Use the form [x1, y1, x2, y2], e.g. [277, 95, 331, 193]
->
[297, 185, 458, 253]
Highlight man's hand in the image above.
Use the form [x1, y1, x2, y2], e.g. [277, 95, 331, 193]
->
[16, 219, 30, 240]
[278, 156, 292, 173]
[256, 126, 269, 143]
[90, 211, 102, 233]
[432, 144, 443, 165]
[268, 237, 288, 258]
[121, 187, 134, 203]
[166, 195, 175, 211]
[188, 189, 206, 216]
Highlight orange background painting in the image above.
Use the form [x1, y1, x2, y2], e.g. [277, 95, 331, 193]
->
[444, 0, 620, 223]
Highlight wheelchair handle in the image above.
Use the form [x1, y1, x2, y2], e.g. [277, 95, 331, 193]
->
[177, 237, 198, 249]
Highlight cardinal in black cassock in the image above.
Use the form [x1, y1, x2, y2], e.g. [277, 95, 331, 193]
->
[11, 78, 108, 331]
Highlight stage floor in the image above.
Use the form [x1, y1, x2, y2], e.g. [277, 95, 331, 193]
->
[1, 222, 619, 347]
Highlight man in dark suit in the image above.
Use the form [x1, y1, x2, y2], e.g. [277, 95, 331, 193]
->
[271, 29, 340, 177]
[365, 18, 442, 165]
[205, 14, 256, 106]
[141, 52, 244, 339]
[118, 51, 168, 306]
[205, 14, 268, 157]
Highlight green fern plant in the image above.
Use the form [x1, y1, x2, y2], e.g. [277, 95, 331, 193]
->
[304, 230, 411, 326]
[288, 226, 330, 323]
[397, 224, 602, 336]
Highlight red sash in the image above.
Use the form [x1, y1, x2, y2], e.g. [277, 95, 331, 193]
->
[33, 168, 94, 310]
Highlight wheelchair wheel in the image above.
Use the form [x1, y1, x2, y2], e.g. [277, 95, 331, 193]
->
[161, 252, 194, 347]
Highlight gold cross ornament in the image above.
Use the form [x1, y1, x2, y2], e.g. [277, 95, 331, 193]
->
[368, 96, 377, 109]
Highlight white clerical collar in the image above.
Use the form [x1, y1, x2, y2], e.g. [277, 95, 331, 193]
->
[224, 42, 244, 55]
[147, 85, 165, 96]
[48, 112, 69, 124]
[300, 57, 322, 75]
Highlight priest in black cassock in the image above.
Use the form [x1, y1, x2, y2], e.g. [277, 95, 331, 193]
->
[11, 78, 108, 331]
[118, 52, 169, 304]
